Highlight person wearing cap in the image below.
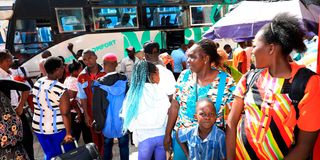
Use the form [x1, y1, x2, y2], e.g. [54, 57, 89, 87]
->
[92, 53, 129, 160]
[77, 50, 106, 155]
[120, 46, 136, 83]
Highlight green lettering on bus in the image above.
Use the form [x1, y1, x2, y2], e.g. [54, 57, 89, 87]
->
[122, 31, 162, 57]
[91, 39, 117, 52]
[223, 0, 237, 15]
[65, 56, 75, 63]
[184, 27, 210, 44]
[64, 39, 117, 63]
[210, 3, 224, 24]
[224, 0, 237, 4]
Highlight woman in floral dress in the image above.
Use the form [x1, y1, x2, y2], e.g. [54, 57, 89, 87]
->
[0, 79, 30, 160]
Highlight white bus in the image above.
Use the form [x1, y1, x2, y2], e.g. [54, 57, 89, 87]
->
[5, 0, 236, 76]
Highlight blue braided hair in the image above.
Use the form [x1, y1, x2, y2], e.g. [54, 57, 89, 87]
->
[122, 60, 156, 132]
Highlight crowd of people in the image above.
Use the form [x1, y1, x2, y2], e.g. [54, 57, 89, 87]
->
[0, 13, 319, 160]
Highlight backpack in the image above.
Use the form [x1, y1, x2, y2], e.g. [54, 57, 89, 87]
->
[20, 66, 34, 87]
[245, 67, 316, 146]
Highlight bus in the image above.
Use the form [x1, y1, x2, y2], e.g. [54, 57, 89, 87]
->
[0, 0, 13, 50]
[5, 0, 238, 76]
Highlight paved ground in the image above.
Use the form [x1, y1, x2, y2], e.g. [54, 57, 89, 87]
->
[22, 107, 138, 160]
[33, 134, 138, 160]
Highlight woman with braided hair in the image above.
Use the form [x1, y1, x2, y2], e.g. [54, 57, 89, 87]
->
[121, 60, 170, 160]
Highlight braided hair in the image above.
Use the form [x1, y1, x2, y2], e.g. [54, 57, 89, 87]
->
[122, 60, 157, 132]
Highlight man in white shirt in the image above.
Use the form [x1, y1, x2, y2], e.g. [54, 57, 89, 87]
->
[0, 50, 19, 108]
[143, 41, 176, 101]
[0, 50, 32, 159]
[120, 46, 136, 83]
[38, 50, 52, 77]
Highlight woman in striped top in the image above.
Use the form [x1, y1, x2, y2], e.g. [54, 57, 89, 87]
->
[32, 57, 73, 160]
[226, 13, 320, 160]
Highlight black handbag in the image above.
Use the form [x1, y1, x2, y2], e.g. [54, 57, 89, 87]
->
[52, 140, 102, 160]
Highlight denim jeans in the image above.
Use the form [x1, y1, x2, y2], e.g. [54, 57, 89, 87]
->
[103, 134, 129, 160]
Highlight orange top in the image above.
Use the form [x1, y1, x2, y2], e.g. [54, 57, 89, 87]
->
[291, 63, 320, 131]
[232, 48, 247, 73]
[233, 62, 320, 159]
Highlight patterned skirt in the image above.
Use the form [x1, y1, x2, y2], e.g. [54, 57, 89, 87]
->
[0, 143, 29, 160]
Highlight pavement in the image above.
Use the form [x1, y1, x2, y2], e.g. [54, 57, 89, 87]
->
[22, 107, 138, 160]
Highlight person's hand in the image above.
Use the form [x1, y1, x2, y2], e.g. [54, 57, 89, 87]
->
[63, 134, 73, 143]
[84, 114, 93, 127]
[15, 106, 23, 116]
[67, 43, 74, 52]
[164, 133, 172, 151]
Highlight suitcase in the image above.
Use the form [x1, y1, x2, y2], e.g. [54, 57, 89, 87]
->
[52, 139, 102, 160]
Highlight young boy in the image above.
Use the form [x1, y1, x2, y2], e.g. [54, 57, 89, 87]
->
[177, 99, 226, 160]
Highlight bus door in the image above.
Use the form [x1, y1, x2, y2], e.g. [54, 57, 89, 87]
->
[165, 29, 184, 53]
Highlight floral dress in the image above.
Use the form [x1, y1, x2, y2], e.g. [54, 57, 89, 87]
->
[174, 69, 236, 130]
[0, 80, 29, 160]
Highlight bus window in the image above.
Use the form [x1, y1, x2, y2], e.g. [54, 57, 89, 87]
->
[186, 0, 207, 3]
[14, 19, 52, 54]
[89, 0, 137, 5]
[55, 8, 85, 33]
[142, 0, 179, 4]
[92, 7, 137, 30]
[190, 5, 222, 26]
[146, 6, 185, 27]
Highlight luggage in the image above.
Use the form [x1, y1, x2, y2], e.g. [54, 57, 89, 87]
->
[52, 139, 102, 160]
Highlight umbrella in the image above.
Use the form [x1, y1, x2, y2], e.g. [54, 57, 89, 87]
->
[203, 0, 319, 40]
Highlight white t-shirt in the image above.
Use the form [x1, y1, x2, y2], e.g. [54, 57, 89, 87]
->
[120, 57, 134, 82]
[10, 67, 31, 87]
[123, 83, 170, 146]
[0, 67, 19, 107]
[156, 64, 176, 96]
